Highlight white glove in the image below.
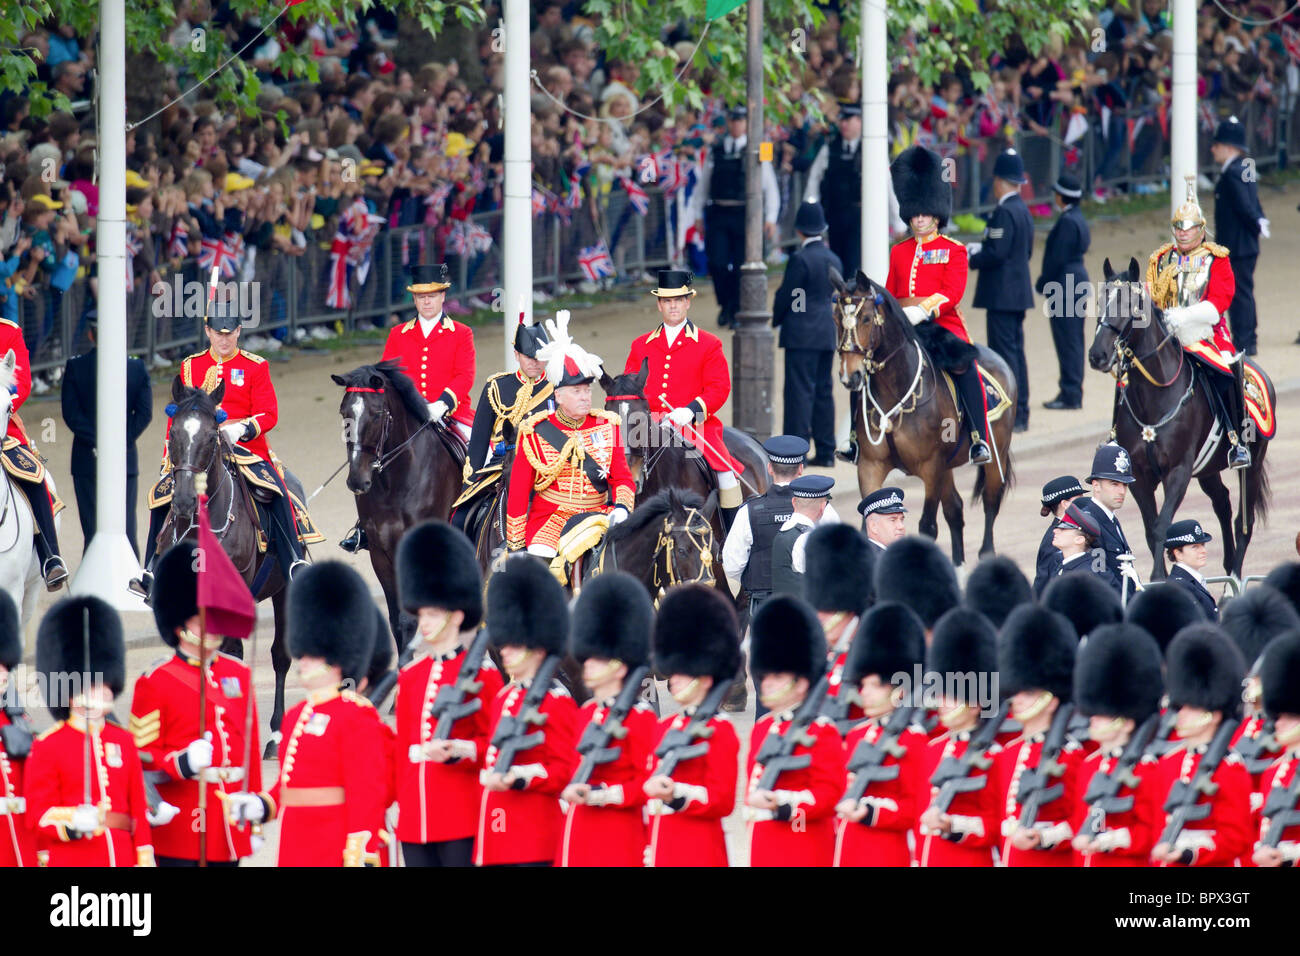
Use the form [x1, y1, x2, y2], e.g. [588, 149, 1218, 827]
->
[184, 733, 213, 775]
[427, 400, 449, 421]
[966, 241, 983, 257]
[902, 305, 930, 326]
[224, 791, 266, 825]
[610, 505, 629, 525]
[1259, 218, 1271, 239]
[220, 421, 247, 445]
[70, 804, 101, 837]
[666, 406, 695, 427]
[147, 800, 181, 827]
[1163, 305, 1186, 327]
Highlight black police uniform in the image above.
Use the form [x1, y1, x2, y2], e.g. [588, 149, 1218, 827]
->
[819, 130, 863, 276]
[1164, 518, 1218, 620]
[1034, 523, 1063, 595]
[770, 475, 834, 598]
[1074, 445, 1137, 597]
[704, 135, 748, 325]
[857, 486, 906, 552]
[1212, 119, 1266, 355]
[1036, 184, 1090, 409]
[740, 484, 797, 604]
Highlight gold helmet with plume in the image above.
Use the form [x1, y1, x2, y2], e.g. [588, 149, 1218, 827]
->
[1171, 174, 1206, 233]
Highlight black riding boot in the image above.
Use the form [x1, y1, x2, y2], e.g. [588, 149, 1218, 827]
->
[267, 493, 308, 582]
[19, 481, 67, 590]
[129, 506, 169, 598]
[1227, 364, 1252, 470]
[952, 366, 992, 466]
[339, 523, 367, 553]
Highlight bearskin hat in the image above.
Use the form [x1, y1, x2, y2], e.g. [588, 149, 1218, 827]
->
[873, 536, 961, 629]
[1165, 625, 1246, 719]
[486, 555, 569, 655]
[1074, 623, 1164, 722]
[653, 585, 740, 682]
[36, 596, 126, 720]
[569, 572, 653, 668]
[892, 146, 952, 228]
[151, 542, 200, 647]
[1262, 562, 1300, 618]
[927, 607, 998, 703]
[0, 589, 20, 669]
[964, 556, 1033, 629]
[750, 595, 826, 682]
[844, 602, 925, 686]
[1220, 585, 1300, 668]
[998, 605, 1077, 702]
[1041, 572, 1122, 640]
[397, 520, 484, 628]
[1125, 583, 1207, 654]
[287, 562, 377, 682]
[803, 524, 874, 614]
[366, 606, 394, 690]
[1261, 632, 1300, 718]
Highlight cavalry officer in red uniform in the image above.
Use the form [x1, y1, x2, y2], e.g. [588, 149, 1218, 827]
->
[916, 608, 1003, 866]
[559, 573, 657, 867]
[0, 317, 68, 589]
[1150, 627, 1253, 867]
[803, 523, 875, 727]
[625, 270, 746, 527]
[833, 602, 929, 867]
[887, 146, 991, 466]
[1147, 179, 1252, 469]
[643, 585, 742, 867]
[744, 595, 845, 867]
[994, 605, 1084, 867]
[506, 313, 634, 562]
[127, 542, 261, 866]
[393, 521, 500, 867]
[221, 562, 387, 866]
[1253, 632, 1300, 867]
[26, 596, 155, 867]
[476, 557, 578, 866]
[0, 591, 35, 866]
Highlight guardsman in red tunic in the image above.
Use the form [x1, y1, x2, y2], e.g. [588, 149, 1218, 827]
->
[995, 605, 1084, 867]
[744, 595, 846, 867]
[624, 269, 746, 527]
[643, 585, 741, 868]
[128, 542, 262, 866]
[803, 524, 874, 729]
[834, 602, 928, 867]
[888, 146, 991, 466]
[394, 521, 500, 867]
[1150, 628, 1253, 867]
[26, 596, 155, 867]
[1147, 178, 1252, 469]
[0, 591, 35, 866]
[1253, 633, 1300, 867]
[1071, 624, 1167, 867]
[558, 573, 656, 866]
[0, 318, 68, 589]
[221, 562, 387, 866]
[357, 606, 398, 866]
[916, 608, 1003, 867]
[506, 314, 634, 563]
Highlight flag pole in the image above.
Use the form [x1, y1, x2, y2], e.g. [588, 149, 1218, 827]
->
[196, 473, 210, 868]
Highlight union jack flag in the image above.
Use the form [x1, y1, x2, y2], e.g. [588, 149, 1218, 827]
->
[168, 218, 189, 258]
[660, 151, 686, 197]
[466, 221, 493, 254]
[531, 187, 548, 218]
[620, 177, 649, 216]
[198, 237, 235, 279]
[446, 222, 468, 256]
[578, 243, 614, 282]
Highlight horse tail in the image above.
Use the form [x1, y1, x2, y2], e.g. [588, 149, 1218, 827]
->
[970, 451, 1014, 505]
[1249, 454, 1271, 528]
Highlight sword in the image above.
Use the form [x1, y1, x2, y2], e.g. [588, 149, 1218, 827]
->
[655, 393, 760, 497]
[305, 460, 348, 505]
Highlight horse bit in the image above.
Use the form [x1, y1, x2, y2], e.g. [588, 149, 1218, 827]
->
[652, 506, 715, 592]
[836, 292, 928, 445]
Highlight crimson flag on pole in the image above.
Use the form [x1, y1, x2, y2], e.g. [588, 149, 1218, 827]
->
[197, 494, 256, 639]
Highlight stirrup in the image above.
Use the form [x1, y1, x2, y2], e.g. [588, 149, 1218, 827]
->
[42, 557, 69, 592]
[339, 526, 367, 553]
[288, 559, 310, 581]
[1229, 443, 1252, 470]
[835, 437, 859, 465]
[969, 440, 992, 466]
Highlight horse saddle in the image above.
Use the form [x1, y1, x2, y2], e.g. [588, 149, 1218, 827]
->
[940, 363, 1013, 425]
[453, 457, 505, 510]
[1185, 346, 1276, 440]
[549, 511, 610, 588]
[0, 437, 65, 516]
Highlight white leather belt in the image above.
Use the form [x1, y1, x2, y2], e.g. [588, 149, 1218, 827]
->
[200, 767, 245, 784]
[408, 744, 429, 764]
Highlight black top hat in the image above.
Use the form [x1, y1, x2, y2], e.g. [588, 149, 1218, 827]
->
[762, 434, 809, 465]
[789, 474, 833, 499]
[1086, 443, 1136, 484]
[793, 200, 828, 235]
[1052, 173, 1084, 200]
[513, 316, 550, 358]
[1040, 475, 1085, 516]
[1164, 518, 1213, 549]
[650, 269, 696, 298]
[858, 486, 906, 518]
[1212, 116, 1248, 152]
[992, 148, 1027, 185]
[407, 262, 451, 294]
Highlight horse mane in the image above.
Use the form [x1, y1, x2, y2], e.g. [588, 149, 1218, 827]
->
[171, 380, 220, 418]
[602, 370, 646, 399]
[337, 359, 430, 423]
[838, 271, 918, 346]
[608, 487, 705, 541]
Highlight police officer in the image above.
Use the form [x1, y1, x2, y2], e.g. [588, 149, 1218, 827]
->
[1076, 443, 1137, 598]
[773, 200, 841, 465]
[1211, 117, 1267, 356]
[1164, 519, 1218, 620]
[1034, 476, 1086, 596]
[969, 148, 1034, 431]
[695, 106, 780, 328]
[1053, 502, 1106, 581]
[805, 103, 864, 275]
[771, 474, 835, 598]
[1036, 174, 1091, 411]
[857, 487, 906, 552]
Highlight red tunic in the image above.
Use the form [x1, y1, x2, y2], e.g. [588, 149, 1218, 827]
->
[746, 713, 845, 867]
[128, 651, 261, 862]
[1152, 747, 1253, 867]
[26, 718, 154, 867]
[0, 319, 33, 445]
[624, 321, 742, 472]
[886, 233, 973, 343]
[177, 347, 279, 462]
[394, 647, 502, 845]
[268, 689, 388, 867]
[916, 731, 1002, 867]
[994, 733, 1084, 867]
[475, 678, 578, 865]
[558, 699, 657, 867]
[1146, 242, 1237, 366]
[1071, 747, 1165, 867]
[834, 718, 927, 867]
[381, 313, 476, 426]
[1256, 752, 1300, 856]
[644, 712, 738, 868]
[0, 711, 35, 867]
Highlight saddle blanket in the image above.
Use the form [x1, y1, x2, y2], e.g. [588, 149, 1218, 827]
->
[549, 511, 609, 587]
[2, 437, 65, 516]
[1185, 344, 1276, 439]
[940, 364, 1013, 425]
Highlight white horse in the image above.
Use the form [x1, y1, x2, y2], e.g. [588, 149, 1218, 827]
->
[0, 350, 55, 629]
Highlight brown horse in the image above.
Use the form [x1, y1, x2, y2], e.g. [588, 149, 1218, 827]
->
[1088, 257, 1272, 579]
[832, 269, 1016, 565]
[331, 361, 465, 652]
[163, 378, 293, 757]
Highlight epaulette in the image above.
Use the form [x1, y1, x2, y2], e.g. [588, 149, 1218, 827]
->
[399, 318, 418, 333]
[0, 318, 18, 329]
[399, 655, 424, 673]
[1150, 241, 1176, 261]
[141, 656, 172, 678]
[35, 722, 64, 741]
[590, 409, 622, 427]
[214, 650, 250, 671]
[341, 689, 375, 709]
[1203, 241, 1230, 258]
[1083, 748, 1105, 763]
[940, 233, 966, 248]
[238, 349, 266, 364]
[519, 409, 551, 434]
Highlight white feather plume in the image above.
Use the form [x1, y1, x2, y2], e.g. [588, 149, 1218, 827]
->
[536, 309, 603, 385]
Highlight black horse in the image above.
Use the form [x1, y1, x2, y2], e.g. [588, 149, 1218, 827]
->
[1088, 257, 1273, 579]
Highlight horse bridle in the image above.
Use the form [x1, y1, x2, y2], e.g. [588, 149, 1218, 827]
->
[1099, 280, 1184, 388]
[345, 386, 444, 475]
[169, 428, 235, 541]
[835, 292, 913, 374]
[652, 505, 716, 591]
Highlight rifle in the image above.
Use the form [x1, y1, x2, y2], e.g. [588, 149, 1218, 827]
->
[752, 671, 833, 793]
[570, 665, 651, 786]
[1259, 766, 1300, 849]
[1157, 715, 1241, 849]
[821, 683, 865, 736]
[1066, 710, 1091, 747]
[1080, 712, 1162, 837]
[365, 670, 399, 709]
[1013, 702, 1075, 830]
[1145, 709, 1181, 758]
[430, 627, 493, 741]
[1233, 717, 1279, 776]
[489, 655, 561, 777]
[841, 706, 918, 808]
[928, 699, 1010, 814]
[0, 683, 32, 760]
[143, 769, 170, 815]
[650, 677, 733, 779]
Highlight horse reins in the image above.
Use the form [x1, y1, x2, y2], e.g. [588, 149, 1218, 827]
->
[836, 293, 933, 445]
[652, 506, 716, 591]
